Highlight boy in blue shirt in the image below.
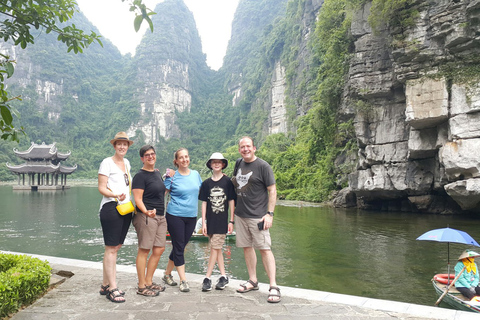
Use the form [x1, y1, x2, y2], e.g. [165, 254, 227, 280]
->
[198, 153, 236, 291]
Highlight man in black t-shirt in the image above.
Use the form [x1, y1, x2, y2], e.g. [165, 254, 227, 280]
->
[232, 137, 281, 303]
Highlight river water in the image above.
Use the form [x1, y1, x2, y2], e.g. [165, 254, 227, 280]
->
[1, 185, 479, 308]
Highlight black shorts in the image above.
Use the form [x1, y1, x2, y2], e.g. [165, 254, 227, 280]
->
[100, 201, 132, 246]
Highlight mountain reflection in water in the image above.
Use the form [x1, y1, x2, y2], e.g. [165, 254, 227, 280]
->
[1, 185, 479, 309]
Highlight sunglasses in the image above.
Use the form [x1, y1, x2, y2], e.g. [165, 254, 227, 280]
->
[124, 173, 129, 186]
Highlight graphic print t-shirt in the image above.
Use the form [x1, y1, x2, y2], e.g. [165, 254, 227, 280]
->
[199, 175, 236, 234]
[232, 158, 275, 219]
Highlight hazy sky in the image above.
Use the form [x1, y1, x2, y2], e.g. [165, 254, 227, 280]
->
[76, 0, 239, 70]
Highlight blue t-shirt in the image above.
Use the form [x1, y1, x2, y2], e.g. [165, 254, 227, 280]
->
[165, 169, 202, 218]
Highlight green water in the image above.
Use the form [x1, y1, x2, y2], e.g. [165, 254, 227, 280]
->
[1, 185, 479, 308]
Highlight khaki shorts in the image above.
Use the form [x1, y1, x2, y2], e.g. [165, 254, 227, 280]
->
[208, 234, 226, 250]
[235, 216, 271, 250]
[133, 213, 167, 249]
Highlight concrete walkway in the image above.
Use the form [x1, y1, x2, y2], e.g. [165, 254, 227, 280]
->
[5, 252, 480, 320]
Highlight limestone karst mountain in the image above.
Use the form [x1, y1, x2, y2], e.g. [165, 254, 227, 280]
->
[2, 0, 480, 214]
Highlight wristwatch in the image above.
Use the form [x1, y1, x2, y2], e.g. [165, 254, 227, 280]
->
[267, 211, 274, 216]
[229, 220, 235, 224]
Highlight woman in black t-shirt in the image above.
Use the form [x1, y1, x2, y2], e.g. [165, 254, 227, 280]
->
[132, 145, 167, 297]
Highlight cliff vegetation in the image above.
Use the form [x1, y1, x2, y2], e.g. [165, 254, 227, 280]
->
[2, 0, 480, 213]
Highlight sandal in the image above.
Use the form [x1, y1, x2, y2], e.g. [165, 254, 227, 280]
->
[106, 288, 126, 303]
[146, 282, 166, 292]
[99, 284, 110, 295]
[267, 286, 281, 303]
[236, 280, 259, 293]
[137, 287, 159, 297]
[100, 285, 125, 296]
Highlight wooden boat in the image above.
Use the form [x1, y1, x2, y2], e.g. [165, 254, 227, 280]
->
[166, 232, 236, 241]
[432, 275, 480, 313]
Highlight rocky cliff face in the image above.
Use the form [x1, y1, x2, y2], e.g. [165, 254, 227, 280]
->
[227, 0, 323, 135]
[224, 0, 290, 116]
[268, 0, 324, 134]
[127, 0, 206, 143]
[269, 62, 287, 134]
[0, 44, 65, 121]
[341, 0, 480, 213]
[129, 59, 192, 142]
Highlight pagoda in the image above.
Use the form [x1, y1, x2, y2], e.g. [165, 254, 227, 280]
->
[6, 142, 77, 190]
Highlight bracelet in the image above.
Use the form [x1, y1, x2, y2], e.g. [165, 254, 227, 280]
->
[229, 220, 235, 224]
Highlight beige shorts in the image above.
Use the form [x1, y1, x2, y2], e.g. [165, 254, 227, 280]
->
[235, 216, 271, 250]
[208, 234, 226, 250]
[133, 213, 167, 249]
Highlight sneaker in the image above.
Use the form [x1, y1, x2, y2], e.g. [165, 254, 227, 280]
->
[179, 280, 190, 292]
[162, 273, 177, 286]
[215, 276, 229, 290]
[202, 278, 212, 291]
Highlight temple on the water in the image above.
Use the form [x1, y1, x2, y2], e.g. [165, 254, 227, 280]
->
[6, 142, 77, 190]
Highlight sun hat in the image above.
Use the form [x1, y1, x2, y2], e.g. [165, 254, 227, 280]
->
[110, 132, 134, 146]
[458, 249, 480, 260]
[206, 152, 228, 170]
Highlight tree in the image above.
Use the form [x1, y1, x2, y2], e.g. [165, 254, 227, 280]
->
[0, 0, 155, 141]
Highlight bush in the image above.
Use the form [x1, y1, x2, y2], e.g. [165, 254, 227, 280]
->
[0, 253, 51, 318]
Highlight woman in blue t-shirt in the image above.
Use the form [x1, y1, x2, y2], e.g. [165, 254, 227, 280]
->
[162, 148, 202, 293]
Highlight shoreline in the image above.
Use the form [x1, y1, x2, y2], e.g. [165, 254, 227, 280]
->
[0, 179, 325, 207]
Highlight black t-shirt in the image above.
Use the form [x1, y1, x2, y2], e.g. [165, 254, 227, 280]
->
[132, 169, 166, 216]
[198, 175, 236, 234]
[232, 157, 275, 218]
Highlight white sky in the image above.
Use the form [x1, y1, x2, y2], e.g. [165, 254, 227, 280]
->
[76, 0, 239, 70]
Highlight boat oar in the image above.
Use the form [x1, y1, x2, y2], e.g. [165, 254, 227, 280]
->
[434, 266, 466, 306]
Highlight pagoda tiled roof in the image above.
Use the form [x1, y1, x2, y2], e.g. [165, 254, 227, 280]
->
[6, 163, 77, 174]
[13, 142, 71, 161]
[6, 162, 60, 174]
[59, 164, 77, 174]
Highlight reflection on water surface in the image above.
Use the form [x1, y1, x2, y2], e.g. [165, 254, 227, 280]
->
[1, 185, 479, 308]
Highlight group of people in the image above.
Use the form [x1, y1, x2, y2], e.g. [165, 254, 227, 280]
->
[97, 132, 281, 304]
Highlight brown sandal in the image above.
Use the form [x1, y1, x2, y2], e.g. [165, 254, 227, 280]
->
[137, 287, 159, 297]
[267, 286, 281, 303]
[146, 282, 165, 292]
[236, 280, 259, 293]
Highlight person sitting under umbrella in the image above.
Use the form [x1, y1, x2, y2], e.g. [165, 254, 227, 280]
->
[455, 249, 480, 300]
